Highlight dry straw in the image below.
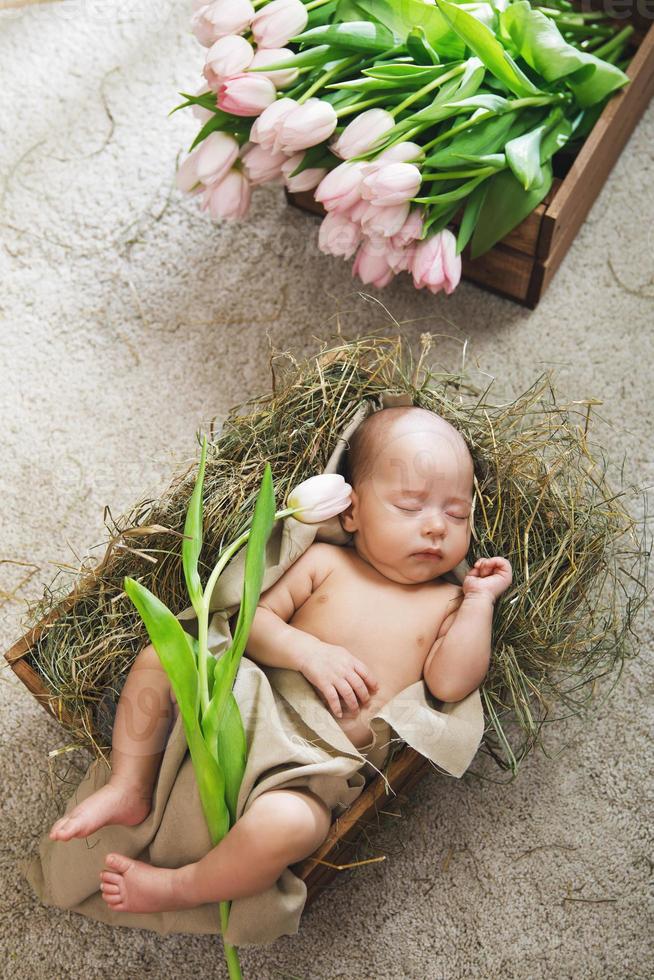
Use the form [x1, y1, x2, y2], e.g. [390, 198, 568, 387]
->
[22, 334, 648, 778]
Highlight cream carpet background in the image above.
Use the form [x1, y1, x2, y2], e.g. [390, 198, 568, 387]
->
[1, 1, 652, 977]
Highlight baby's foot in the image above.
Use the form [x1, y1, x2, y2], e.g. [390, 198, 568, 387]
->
[100, 852, 188, 914]
[49, 779, 152, 841]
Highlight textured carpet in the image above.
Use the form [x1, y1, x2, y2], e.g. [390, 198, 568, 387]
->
[1, 2, 652, 978]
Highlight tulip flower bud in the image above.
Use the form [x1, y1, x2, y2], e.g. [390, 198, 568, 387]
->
[391, 208, 424, 249]
[204, 168, 252, 220]
[217, 72, 277, 115]
[249, 47, 299, 89]
[192, 0, 256, 48]
[251, 0, 308, 49]
[204, 34, 254, 91]
[249, 97, 297, 149]
[318, 211, 362, 259]
[411, 229, 462, 295]
[329, 108, 395, 160]
[360, 162, 422, 207]
[360, 201, 410, 239]
[274, 98, 337, 154]
[352, 240, 395, 289]
[241, 142, 287, 184]
[176, 149, 202, 193]
[378, 141, 425, 164]
[195, 131, 241, 185]
[314, 161, 366, 214]
[282, 153, 327, 192]
[287, 474, 353, 523]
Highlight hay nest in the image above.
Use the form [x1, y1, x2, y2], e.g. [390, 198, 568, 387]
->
[23, 334, 648, 778]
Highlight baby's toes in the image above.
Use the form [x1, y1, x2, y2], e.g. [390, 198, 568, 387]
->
[100, 870, 122, 886]
[102, 889, 124, 907]
[101, 882, 120, 896]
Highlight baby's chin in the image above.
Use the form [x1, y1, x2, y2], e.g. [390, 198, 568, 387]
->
[371, 558, 450, 586]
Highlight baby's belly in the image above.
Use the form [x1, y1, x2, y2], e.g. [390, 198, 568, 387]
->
[290, 599, 431, 749]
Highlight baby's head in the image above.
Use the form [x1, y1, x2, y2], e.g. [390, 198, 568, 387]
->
[340, 406, 474, 585]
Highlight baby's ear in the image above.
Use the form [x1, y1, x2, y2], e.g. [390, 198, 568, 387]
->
[338, 492, 358, 533]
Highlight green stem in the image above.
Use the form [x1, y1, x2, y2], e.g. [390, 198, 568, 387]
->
[421, 166, 497, 180]
[420, 93, 565, 154]
[592, 24, 634, 60]
[305, 0, 334, 9]
[298, 55, 360, 104]
[220, 903, 243, 979]
[335, 95, 389, 118]
[390, 63, 465, 118]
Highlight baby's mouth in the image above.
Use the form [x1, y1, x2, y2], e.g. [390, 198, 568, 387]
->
[412, 548, 443, 560]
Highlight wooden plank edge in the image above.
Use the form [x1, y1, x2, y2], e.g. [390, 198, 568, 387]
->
[539, 22, 654, 259]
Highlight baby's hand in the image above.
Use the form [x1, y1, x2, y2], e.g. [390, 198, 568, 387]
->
[463, 557, 512, 603]
[299, 641, 379, 719]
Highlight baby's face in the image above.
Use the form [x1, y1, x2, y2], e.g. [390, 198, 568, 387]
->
[342, 422, 473, 585]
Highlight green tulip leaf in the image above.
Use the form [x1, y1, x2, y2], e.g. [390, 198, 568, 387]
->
[435, 0, 543, 98]
[182, 436, 207, 613]
[469, 160, 553, 258]
[229, 464, 276, 668]
[407, 25, 441, 65]
[123, 576, 229, 844]
[290, 21, 400, 53]
[455, 178, 490, 254]
[344, 0, 466, 60]
[500, 1, 630, 107]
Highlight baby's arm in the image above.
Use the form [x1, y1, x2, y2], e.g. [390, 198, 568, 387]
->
[423, 557, 512, 703]
[246, 543, 334, 671]
[247, 543, 378, 717]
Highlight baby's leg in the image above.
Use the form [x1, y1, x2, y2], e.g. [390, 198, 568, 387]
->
[99, 787, 332, 914]
[50, 643, 175, 841]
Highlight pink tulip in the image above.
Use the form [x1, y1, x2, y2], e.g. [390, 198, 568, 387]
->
[204, 168, 252, 219]
[282, 153, 327, 192]
[391, 208, 424, 249]
[249, 97, 297, 149]
[287, 473, 352, 523]
[329, 108, 395, 160]
[345, 198, 369, 224]
[241, 142, 287, 184]
[318, 211, 362, 259]
[385, 243, 412, 274]
[249, 47, 299, 89]
[195, 131, 240, 184]
[314, 161, 366, 214]
[360, 162, 422, 207]
[411, 229, 462, 295]
[251, 0, 308, 49]
[204, 35, 254, 91]
[176, 149, 202, 193]
[352, 240, 395, 288]
[377, 141, 424, 164]
[191, 0, 256, 48]
[274, 98, 337, 154]
[217, 72, 277, 115]
[360, 201, 410, 239]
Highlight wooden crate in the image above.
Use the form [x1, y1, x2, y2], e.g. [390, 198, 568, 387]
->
[287, 5, 654, 308]
[5, 602, 428, 904]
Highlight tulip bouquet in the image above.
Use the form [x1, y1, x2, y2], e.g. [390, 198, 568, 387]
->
[123, 434, 351, 979]
[174, 0, 634, 295]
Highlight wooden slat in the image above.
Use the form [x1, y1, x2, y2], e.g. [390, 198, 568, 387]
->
[537, 24, 654, 261]
[299, 748, 431, 903]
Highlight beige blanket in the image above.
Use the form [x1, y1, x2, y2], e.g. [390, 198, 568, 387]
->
[22, 393, 485, 946]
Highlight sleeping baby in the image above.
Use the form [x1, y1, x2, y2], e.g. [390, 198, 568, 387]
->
[48, 405, 512, 916]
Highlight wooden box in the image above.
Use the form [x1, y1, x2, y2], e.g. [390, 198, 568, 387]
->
[287, 4, 654, 308]
[5, 599, 428, 904]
